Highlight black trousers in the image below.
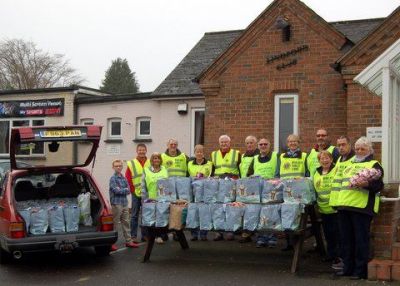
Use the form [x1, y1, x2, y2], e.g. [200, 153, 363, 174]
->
[321, 213, 340, 260]
[338, 210, 372, 278]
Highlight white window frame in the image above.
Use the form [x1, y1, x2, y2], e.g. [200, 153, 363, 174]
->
[190, 107, 205, 156]
[107, 117, 122, 139]
[136, 117, 151, 139]
[0, 118, 46, 157]
[274, 94, 299, 152]
[80, 118, 94, 125]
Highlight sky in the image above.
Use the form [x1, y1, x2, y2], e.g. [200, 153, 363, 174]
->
[1, 0, 399, 92]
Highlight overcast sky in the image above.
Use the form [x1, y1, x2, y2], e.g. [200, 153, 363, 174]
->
[1, 0, 398, 92]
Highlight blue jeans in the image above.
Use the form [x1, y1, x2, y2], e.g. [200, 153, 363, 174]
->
[131, 195, 147, 239]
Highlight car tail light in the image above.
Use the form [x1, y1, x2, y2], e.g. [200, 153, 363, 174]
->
[100, 215, 114, 232]
[9, 222, 26, 239]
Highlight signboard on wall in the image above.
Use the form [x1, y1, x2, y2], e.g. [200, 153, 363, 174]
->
[106, 144, 120, 155]
[366, 127, 382, 142]
[0, 98, 64, 117]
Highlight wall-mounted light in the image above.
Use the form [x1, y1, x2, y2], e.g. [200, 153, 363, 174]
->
[275, 15, 291, 42]
[177, 103, 188, 115]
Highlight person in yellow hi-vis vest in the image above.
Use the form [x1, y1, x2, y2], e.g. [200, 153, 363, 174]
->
[307, 129, 339, 177]
[313, 151, 340, 269]
[211, 134, 241, 241]
[335, 137, 383, 280]
[239, 135, 259, 179]
[125, 143, 150, 242]
[161, 139, 189, 177]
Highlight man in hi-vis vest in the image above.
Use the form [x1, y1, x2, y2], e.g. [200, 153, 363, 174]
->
[239, 135, 259, 178]
[161, 139, 189, 177]
[125, 143, 150, 242]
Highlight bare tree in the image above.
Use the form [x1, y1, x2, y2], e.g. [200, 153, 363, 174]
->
[0, 39, 84, 90]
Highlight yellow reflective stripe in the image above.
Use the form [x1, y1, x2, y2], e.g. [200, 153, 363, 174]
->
[317, 190, 331, 195]
[280, 172, 304, 177]
[317, 198, 330, 203]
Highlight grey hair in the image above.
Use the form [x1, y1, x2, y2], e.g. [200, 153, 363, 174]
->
[355, 136, 373, 154]
[219, 134, 231, 142]
[245, 135, 257, 142]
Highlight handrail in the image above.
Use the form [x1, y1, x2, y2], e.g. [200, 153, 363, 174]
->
[380, 184, 400, 202]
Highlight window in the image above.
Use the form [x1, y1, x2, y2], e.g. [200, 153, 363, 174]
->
[274, 94, 298, 152]
[0, 119, 45, 156]
[107, 118, 121, 138]
[136, 117, 151, 138]
[190, 108, 205, 155]
[80, 118, 94, 125]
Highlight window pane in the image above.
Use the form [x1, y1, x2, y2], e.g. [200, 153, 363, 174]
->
[194, 111, 205, 145]
[13, 120, 29, 127]
[33, 120, 45, 126]
[279, 98, 294, 152]
[0, 121, 10, 154]
[32, 120, 45, 154]
[139, 120, 150, 135]
[111, 121, 121, 136]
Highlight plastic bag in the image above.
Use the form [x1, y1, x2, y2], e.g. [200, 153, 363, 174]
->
[243, 204, 261, 231]
[282, 178, 315, 204]
[169, 201, 188, 230]
[217, 178, 236, 203]
[203, 178, 219, 203]
[175, 177, 192, 202]
[156, 202, 170, 227]
[261, 179, 284, 203]
[48, 205, 66, 233]
[211, 203, 226, 230]
[30, 207, 49, 235]
[63, 205, 80, 232]
[142, 201, 156, 227]
[192, 179, 204, 203]
[78, 193, 93, 226]
[258, 204, 282, 231]
[157, 178, 177, 202]
[18, 208, 31, 232]
[281, 202, 303, 231]
[225, 203, 245, 231]
[235, 177, 261, 203]
[186, 203, 199, 229]
[198, 203, 213, 230]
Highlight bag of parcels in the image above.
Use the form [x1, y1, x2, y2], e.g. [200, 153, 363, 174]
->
[282, 177, 315, 204]
[175, 177, 192, 202]
[157, 178, 177, 202]
[261, 179, 284, 203]
[235, 177, 261, 203]
[216, 178, 236, 203]
[186, 203, 199, 229]
[258, 204, 282, 231]
[78, 193, 93, 226]
[198, 203, 212, 230]
[225, 202, 245, 232]
[63, 205, 80, 232]
[18, 207, 31, 232]
[169, 200, 188, 230]
[48, 205, 66, 233]
[30, 207, 49, 235]
[192, 179, 204, 203]
[243, 204, 261, 231]
[156, 202, 170, 227]
[281, 202, 303, 231]
[211, 203, 226, 230]
[203, 178, 219, 203]
[142, 200, 156, 227]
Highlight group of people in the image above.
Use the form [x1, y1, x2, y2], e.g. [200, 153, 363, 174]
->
[109, 130, 383, 280]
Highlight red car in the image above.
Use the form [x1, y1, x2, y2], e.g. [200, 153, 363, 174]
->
[0, 125, 117, 263]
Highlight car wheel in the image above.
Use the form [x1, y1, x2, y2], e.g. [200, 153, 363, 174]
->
[95, 245, 111, 257]
[0, 248, 12, 264]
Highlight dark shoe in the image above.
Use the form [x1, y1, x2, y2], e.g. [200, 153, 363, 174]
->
[190, 237, 198, 241]
[238, 236, 252, 243]
[225, 233, 235, 241]
[200, 237, 208, 241]
[349, 275, 362, 280]
[213, 235, 224, 241]
[334, 271, 350, 277]
[256, 241, 266, 248]
[322, 256, 334, 262]
[173, 233, 179, 241]
[281, 245, 294, 252]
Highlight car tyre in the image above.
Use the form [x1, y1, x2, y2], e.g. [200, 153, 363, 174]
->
[0, 248, 12, 264]
[95, 245, 111, 257]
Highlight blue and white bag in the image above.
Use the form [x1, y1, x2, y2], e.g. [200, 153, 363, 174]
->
[258, 204, 282, 231]
[142, 201, 156, 227]
[211, 203, 226, 230]
[192, 179, 204, 203]
[203, 178, 219, 203]
[63, 205, 80, 232]
[217, 178, 236, 203]
[175, 177, 192, 202]
[18, 208, 31, 232]
[186, 203, 199, 229]
[225, 204, 245, 231]
[243, 204, 261, 231]
[198, 203, 213, 230]
[157, 178, 177, 202]
[48, 205, 65, 233]
[282, 178, 315, 204]
[235, 177, 261, 203]
[30, 207, 49, 235]
[155, 202, 170, 227]
[261, 179, 284, 203]
[281, 202, 303, 231]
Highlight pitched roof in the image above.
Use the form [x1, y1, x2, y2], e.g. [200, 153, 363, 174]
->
[152, 15, 387, 97]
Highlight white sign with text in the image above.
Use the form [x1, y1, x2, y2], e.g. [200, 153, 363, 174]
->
[366, 127, 382, 142]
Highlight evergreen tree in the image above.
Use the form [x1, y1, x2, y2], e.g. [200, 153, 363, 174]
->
[100, 58, 139, 94]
